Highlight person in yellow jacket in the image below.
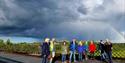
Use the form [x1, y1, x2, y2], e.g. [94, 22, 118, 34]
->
[49, 38, 56, 63]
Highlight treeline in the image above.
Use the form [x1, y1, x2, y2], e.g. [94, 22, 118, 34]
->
[0, 39, 41, 55]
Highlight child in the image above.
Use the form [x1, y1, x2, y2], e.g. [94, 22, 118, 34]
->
[77, 41, 85, 61]
[89, 40, 96, 60]
[61, 41, 68, 63]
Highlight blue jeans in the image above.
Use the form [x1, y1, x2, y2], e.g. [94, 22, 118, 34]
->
[85, 50, 88, 60]
[106, 51, 112, 63]
[62, 54, 66, 62]
[101, 51, 107, 61]
[78, 53, 82, 61]
[42, 55, 49, 63]
[70, 51, 76, 62]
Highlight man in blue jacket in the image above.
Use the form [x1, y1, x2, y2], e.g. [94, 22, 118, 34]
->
[41, 38, 50, 63]
[69, 39, 77, 63]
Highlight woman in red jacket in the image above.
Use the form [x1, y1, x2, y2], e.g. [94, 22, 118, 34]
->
[89, 40, 96, 60]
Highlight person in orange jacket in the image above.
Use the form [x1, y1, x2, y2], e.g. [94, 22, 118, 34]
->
[89, 40, 96, 59]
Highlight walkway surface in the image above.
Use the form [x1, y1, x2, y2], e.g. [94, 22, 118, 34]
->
[55, 60, 125, 63]
[0, 52, 125, 63]
[0, 52, 41, 63]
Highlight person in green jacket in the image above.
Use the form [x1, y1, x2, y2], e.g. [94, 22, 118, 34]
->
[61, 40, 68, 63]
[84, 41, 89, 60]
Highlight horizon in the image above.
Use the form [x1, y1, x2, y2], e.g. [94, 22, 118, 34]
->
[0, 36, 41, 43]
[0, 36, 125, 43]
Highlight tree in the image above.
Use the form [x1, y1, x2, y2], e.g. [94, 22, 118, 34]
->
[6, 39, 12, 45]
[0, 39, 5, 51]
[5, 39, 13, 53]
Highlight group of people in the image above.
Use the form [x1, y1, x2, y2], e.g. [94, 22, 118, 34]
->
[41, 38, 112, 63]
[68, 39, 96, 62]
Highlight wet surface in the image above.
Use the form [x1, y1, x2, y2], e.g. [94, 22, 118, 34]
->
[0, 52, 41, 63]
[55, 60, 125, 63]
[0, 52, 125, 63]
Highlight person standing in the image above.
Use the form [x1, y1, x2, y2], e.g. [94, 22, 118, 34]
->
[69, 39, 77, 63]
[61, 41, 68, 63]
[99, 40, 106, 61]
[84, 41, 89, 60]
[89, 40, 96, 60]
[41, 38, 50, 63]
[105, 39, 113, 63]
[77, 41, 85, 62]
[49, 38, 56, 63]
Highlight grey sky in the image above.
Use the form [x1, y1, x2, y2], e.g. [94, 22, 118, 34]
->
[0, 0, 125, 42]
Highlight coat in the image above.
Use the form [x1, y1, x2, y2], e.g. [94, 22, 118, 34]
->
[89, 43, 96, 53]
[69, 42, 77, 51]
[41, 42, 50, 57]
[77, 45, 85, 53]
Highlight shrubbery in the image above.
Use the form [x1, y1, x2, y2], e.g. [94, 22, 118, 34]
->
[0, 39, 40, 55]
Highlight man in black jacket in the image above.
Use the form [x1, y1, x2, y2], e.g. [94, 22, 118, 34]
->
[105, 39, 113, 63]
[99, 40, 106, 61]
[41, 38, 50, 63]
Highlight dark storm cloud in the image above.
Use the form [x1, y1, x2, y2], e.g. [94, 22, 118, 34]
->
[0, 0, 77, 38]
[0, 0, 125, 41]
[78, 5, 88, 15]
